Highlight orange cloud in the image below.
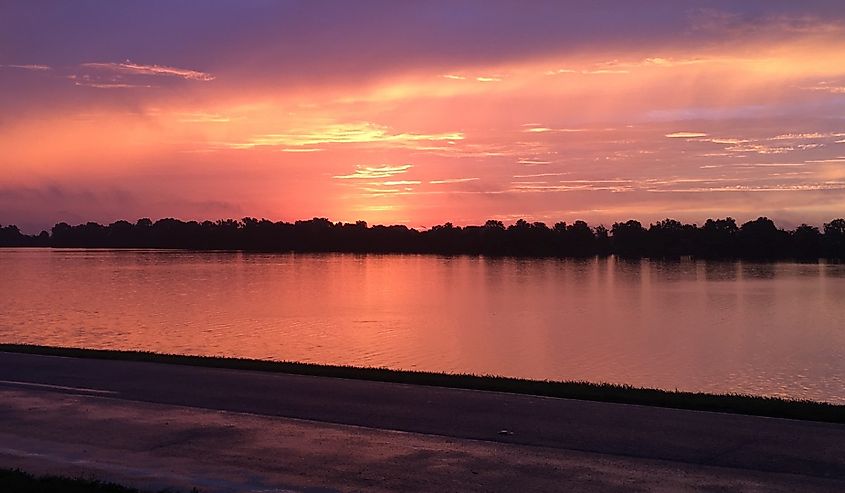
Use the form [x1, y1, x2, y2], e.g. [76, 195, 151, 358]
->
[5, 23, 845, 229]
[666, 132, 709, 138]
[333, 165, 413, 180]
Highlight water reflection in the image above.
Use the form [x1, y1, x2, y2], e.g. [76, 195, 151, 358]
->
[703, 261, 739, 282]
[0, 248, 843, 404]
[647, 259, 698, 283]
[740, 262, 777, 280]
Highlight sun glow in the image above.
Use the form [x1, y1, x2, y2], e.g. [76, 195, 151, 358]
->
[3, 4, 845, 230]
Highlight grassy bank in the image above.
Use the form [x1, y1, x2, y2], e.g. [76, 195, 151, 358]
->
[0, 468, 193, 493]
[1, 343, 843, 424]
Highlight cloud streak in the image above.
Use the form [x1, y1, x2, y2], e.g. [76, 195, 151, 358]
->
[429, 178, 479, 184]
[67, 74, 152, 89]
[333, 164, 413, 180]
[80, 61, 215, 81]
[1, 64, 51, 71]
[220, 122, 463, 150]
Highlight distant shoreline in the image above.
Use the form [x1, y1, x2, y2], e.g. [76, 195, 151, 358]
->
[3, 216, 845, 259]
[2, 246, 844, 264]
[1, 343, 842, 423]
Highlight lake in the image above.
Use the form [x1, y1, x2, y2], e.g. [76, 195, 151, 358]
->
[1, 248, 843, 403]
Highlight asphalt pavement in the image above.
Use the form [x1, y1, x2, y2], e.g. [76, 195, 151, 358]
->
[0, 351, 843, 492]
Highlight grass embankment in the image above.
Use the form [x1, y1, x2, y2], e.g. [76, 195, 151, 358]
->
[1, 343, 843, 424]
[0, 468, 193, 493]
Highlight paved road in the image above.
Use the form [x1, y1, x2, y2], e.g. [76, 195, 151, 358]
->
[0, 351, 843, 492]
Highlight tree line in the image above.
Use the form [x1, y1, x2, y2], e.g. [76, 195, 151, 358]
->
[2, 216, 845, 259]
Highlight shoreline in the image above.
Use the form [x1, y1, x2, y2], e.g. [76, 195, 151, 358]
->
[1, 343, 841, 423]
[2, 246, 845, 264]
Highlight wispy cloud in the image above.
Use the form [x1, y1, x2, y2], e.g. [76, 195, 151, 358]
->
[614, 57, 708, 69]
[80, 60, 215, 81]
[724, 143, 795, 154]
[666, 132, 708, 138]
[806, 84, 845, 94]
[512, 172, 570, 178]
[333, 164, 413, 180]
[744, 163, 807, 167]
[545, 67, 630, 75]
[547, 57, 683, 76]
[522, 127, 588, 134]
[279, 148, 323, 153]
[429, 177, 479, 184]
[63, 60, 213, 90]
[1, 64, 51, 71]
[544, 68, 577, 75]
[440, 74, 503, 82]
[699, 137, 750, 145]
[767, 132, 841, 140]
[75, 82, 151, 89]
[220, 122, 463, 150]
[647, 183, 845, 193]
[382, 180, 421, 186]
[67, 74, 152, 89]
[582, 69, 629, 75]
[501, 174, 845, 195]
[360, 187, 402, 194]
[509, 179, 634, 193]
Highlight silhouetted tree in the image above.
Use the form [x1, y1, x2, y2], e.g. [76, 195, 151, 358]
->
[699, 218, 738, 258]
[0, 224, 47, 246]
[594, 225, 611, 256]
[481, 220, 507, 255]
[611, 220, 647, 257]
[565, 221, 595, 257]
[792, 224, 822, 259]
[737, 217, 789, 259]
[823, 219, 845, 258]
[647, 219, 694, 258]
[2, 216, 843, 259]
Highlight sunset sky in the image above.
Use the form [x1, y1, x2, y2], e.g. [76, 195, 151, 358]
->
[3, 1, 845, 232]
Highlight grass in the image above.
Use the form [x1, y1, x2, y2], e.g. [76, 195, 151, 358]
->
[0, 468, 193, 493]
[1, 343, 843, 424]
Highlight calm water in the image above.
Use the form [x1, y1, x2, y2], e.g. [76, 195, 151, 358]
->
[1, 248, 844, 403]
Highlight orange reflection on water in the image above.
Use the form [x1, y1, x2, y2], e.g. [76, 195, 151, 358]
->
[1, 249, 844, 403]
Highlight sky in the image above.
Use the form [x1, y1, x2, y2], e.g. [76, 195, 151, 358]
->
[2, 1, 845, 232]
